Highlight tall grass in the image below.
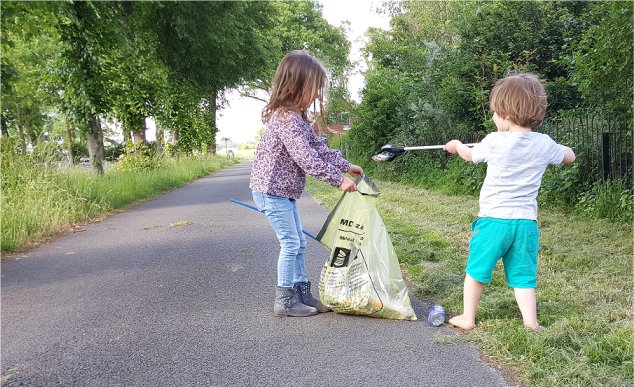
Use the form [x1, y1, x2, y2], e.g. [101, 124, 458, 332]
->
[306, 176, 633, 387]
[576, 179, 634, 223]
[1, 143, 236, 252]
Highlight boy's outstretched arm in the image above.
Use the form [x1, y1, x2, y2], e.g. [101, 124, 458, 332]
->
[562, 146, 576, 164]
[444, 140, 473, 162]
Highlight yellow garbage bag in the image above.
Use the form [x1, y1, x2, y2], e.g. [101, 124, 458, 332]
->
[317, 175, 417, 320]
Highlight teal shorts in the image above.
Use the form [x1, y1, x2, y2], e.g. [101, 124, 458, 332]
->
[466, 217, 539, 288]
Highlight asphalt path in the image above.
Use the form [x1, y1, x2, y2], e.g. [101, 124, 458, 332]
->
[1, 161, 508, 387]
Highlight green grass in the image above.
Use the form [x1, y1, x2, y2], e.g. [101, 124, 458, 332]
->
[306, 176, 633, 387]
[1, 153, 238, 252]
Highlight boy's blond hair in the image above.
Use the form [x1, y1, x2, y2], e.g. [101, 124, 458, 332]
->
[489, 73, 547, 129]
[262, 50, 327, 123]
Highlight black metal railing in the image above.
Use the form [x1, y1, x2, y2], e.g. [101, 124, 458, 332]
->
[541, 113, 632, 184]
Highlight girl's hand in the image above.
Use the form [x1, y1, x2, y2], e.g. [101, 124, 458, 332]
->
[340, 177, 358, 192]
[347, 164, 364, 178]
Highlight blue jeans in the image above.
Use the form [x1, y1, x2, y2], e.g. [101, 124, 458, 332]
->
[252, 191, 308, 288]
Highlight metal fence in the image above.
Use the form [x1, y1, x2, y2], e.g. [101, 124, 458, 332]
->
[540, 113, 633, 185]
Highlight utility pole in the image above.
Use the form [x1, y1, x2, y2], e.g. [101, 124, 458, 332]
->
[220, 136, 232, 157]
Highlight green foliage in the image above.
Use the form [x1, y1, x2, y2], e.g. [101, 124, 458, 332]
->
[538, 163, 586, 209]
[1, 2, 62, 145]
[3, 1, 333, 161]
[144, 1, 286, 153]
[441, 158, 486, 195]
[577, 179, 634, 224]
[242, 1, 351, 96]
[570, 1, 634, 113]
[104, 142, 125, 162]
[116, 140, 160, 171]
[348, 66, 404, 162]
[346, 0, 632, 224]
[109, 3, 170, 141]
[149, 2, 275, 94]
[53, 2, 123, 130]
[1, 137, 103, 251]
[71, 140, 89, 162]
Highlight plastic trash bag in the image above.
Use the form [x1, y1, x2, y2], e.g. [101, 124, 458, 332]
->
[317, 175, 417, 320]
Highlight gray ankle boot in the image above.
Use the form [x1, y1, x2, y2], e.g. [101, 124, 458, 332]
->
[274, 286, 318, 317]
[294, 281, 331, 313]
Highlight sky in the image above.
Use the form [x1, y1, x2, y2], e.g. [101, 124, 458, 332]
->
[213, 0, 392, 146]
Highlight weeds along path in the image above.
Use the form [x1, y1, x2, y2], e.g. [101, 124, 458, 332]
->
[1, 154, 237, 253]
[306, 176, 633, 387]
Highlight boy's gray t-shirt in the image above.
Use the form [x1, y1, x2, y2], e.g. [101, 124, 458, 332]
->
[471, 131, 567, 220]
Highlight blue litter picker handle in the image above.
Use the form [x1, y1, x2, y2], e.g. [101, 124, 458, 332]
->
[229, 199, 317, 241]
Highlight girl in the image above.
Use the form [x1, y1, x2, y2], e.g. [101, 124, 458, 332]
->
[250, 50, 363, 318]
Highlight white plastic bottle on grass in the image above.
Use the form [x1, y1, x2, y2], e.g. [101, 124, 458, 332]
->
[427, 305, 445, 326]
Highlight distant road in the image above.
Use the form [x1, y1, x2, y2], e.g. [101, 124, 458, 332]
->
[1, 161, 508, 386]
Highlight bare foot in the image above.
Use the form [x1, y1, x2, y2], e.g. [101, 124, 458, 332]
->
[448, 314, 475, 331]
[525, 324, 545, 332]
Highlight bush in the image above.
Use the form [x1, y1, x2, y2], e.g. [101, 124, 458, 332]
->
[105, 142, 125, 162]
[576, 179, 633, 223]
[116, 140, 161, 171]
[538, 163, 586, 209]
[71, 141, 89, 164]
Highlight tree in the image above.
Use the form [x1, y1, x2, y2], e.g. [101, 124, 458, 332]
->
[148, 2, 276, 153]
[53, 1, 126, 174]
[1, 0, 353, 164]
[110, 1, 169, 145]
[1, 2, 61, 152]
[354, 0, 595, 160]
[240, 1, 351, 104]
[571, 1, 634, 113]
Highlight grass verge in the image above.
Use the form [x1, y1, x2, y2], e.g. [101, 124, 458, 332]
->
[306, 176, 633, 387]
[2, 154, 238, 253]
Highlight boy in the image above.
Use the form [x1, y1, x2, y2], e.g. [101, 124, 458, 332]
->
[443, 73, 576, 331]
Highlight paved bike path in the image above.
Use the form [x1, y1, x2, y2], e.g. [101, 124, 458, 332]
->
[1, 161, 508, 386]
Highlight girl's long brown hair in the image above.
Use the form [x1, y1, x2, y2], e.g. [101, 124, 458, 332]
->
[262, 50, 327, 123]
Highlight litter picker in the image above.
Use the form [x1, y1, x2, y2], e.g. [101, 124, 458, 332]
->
[372, 143, 478, 162]
[229, 199, 317, 240]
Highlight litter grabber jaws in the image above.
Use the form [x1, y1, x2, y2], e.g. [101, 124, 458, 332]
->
[372, 143, 478, 162]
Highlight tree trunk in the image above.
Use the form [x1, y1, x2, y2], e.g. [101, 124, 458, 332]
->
[15, 103, 26, 153]
[172, 129, 179, 154]
[86, 113, 105, 175]
[156, 126, 164, 157]
[132, 115, 146, 144]
[1, 113, 8, 137]
[66, 126, 74, 165]
[28, 123, 38, 147]
[122, 120, 131, 144]
[207, 89, 218, 154]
